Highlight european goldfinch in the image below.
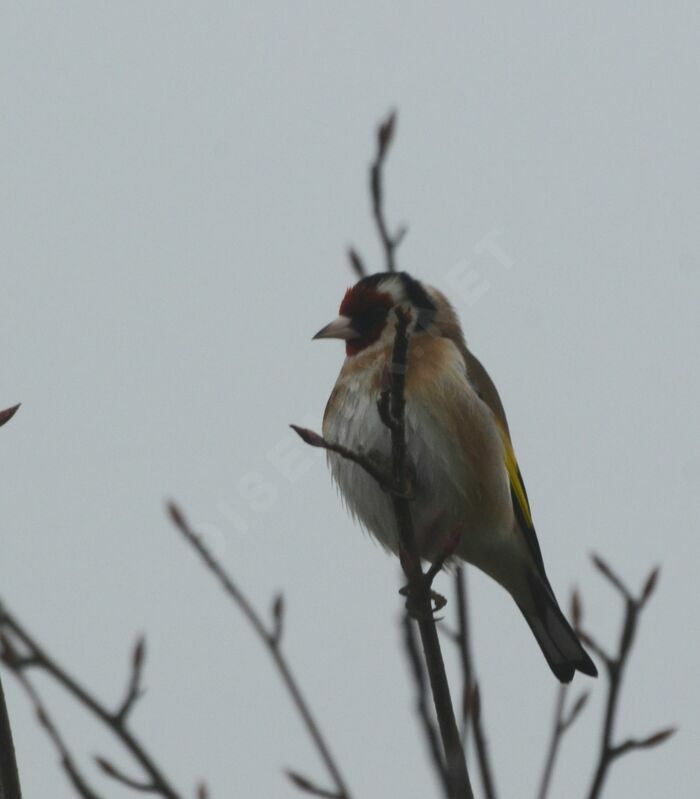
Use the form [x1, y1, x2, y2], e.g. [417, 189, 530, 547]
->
[314, 271, 596, 682]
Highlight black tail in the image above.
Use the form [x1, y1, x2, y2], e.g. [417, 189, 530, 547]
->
[520, 574, 597, 683]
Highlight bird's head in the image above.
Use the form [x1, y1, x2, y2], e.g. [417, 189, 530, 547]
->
[313, 272, 440, 357]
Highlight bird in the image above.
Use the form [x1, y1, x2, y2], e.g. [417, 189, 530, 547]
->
[313, 271, 597, 682]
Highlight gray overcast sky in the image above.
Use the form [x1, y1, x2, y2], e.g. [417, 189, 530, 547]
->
[1, 3, 698, 797]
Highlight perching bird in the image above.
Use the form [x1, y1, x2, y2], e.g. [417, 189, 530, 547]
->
[314, 271, 596, 682]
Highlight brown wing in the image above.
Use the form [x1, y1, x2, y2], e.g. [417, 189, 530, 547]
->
[458, 346, 510, 436]
[450, 334, 550, 582]
[430, 288, 510, 434]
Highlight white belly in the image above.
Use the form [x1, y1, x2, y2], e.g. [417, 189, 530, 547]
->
[323, 367, 515, 578]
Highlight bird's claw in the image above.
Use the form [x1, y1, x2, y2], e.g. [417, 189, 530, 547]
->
[399, 583, 447, 620]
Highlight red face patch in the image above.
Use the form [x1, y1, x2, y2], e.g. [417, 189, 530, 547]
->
[339, 284, 393, 317]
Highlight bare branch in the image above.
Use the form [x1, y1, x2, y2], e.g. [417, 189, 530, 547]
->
[0, 677, 21, 799]
[95, 756, 155, 792]
[442, 567, 498, 799]
[11, 667, 104, 799]
[370, 111, 406, 273]
[562, 691, 589, 732]
[0, 604, 181, 799]
[286, 770, 343, 798]
[401, 615, 449, 797]
[115, 635, 146, 724]
[537, 685, 589, 799]
[611, 728, 676, 759]
[289, 425, 399, 495]
[451, 569, 472, 745]
[571, 591, 612, 670]
[168, 503, 352, 799]
[591, 555, 632, 602]
[640, 567, 660, 606]
[347, 248, 367, 279]
[468, 681, 496, 799]
[270, 593, 285, 647]
[537, 685, 566, 799]
[382, 310, 473, 799]
[582, 559, 675, 799]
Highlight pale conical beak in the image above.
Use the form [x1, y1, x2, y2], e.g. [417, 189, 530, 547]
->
[312, 315, 359, 341]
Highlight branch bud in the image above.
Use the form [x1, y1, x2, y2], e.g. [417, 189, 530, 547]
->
[377, 111, 397, 156]
[641, 567, 660, 604]
[639, 727, 676, 748]
[290, 425, 325, 448]
[0, 404, 20, 428]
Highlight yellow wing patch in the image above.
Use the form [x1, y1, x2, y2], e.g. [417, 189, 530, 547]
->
[498, 426, 534, 530]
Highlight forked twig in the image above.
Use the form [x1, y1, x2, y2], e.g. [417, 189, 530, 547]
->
[115, 636, 146, 724]
[0, 608, 181, 799]
[536, 590, 591, 799]
[11, 668, 103, 799]
[577, 558, 674, 799]
[347, 111, 406, 278]
[536, 682, 589, 799]
[370, 111, 406, 273]
[168, 503, 352, 799]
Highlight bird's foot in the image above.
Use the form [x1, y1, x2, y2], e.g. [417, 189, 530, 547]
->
[399, 583, 447, 620]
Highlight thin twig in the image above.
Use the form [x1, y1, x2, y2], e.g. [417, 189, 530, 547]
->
[537, 684, 567, 799]
[385, 311, 473, 799]
[580, 557, 675, 799]
[610, 729, 675, 758]
[0, 677, 21, 799]
[10, 668, 104, 799]
[471, 682, 498, 799]
[536, 593, 591, 799]
[370, 111, 406, 273]
[0, 605, 181, 799]
[115, 636, 146, 724]
[289, 426, 400, 496]
[347, 248, 367, 279]
[95, 756, 155, 792]
[453, 569, 472, 743]
[451, 567, 497, 799]
[401, 615, 449, 797]
[286, 770, 344, 799]
[536, 684, 589, 799]
[168, 503, 352, 799]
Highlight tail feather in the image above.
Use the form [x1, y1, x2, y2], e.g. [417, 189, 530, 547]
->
[520, 574, 597, 683]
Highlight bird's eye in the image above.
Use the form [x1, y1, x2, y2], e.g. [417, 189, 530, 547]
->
[363, 306, 389, 322]
[352, 304, 390, 335]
